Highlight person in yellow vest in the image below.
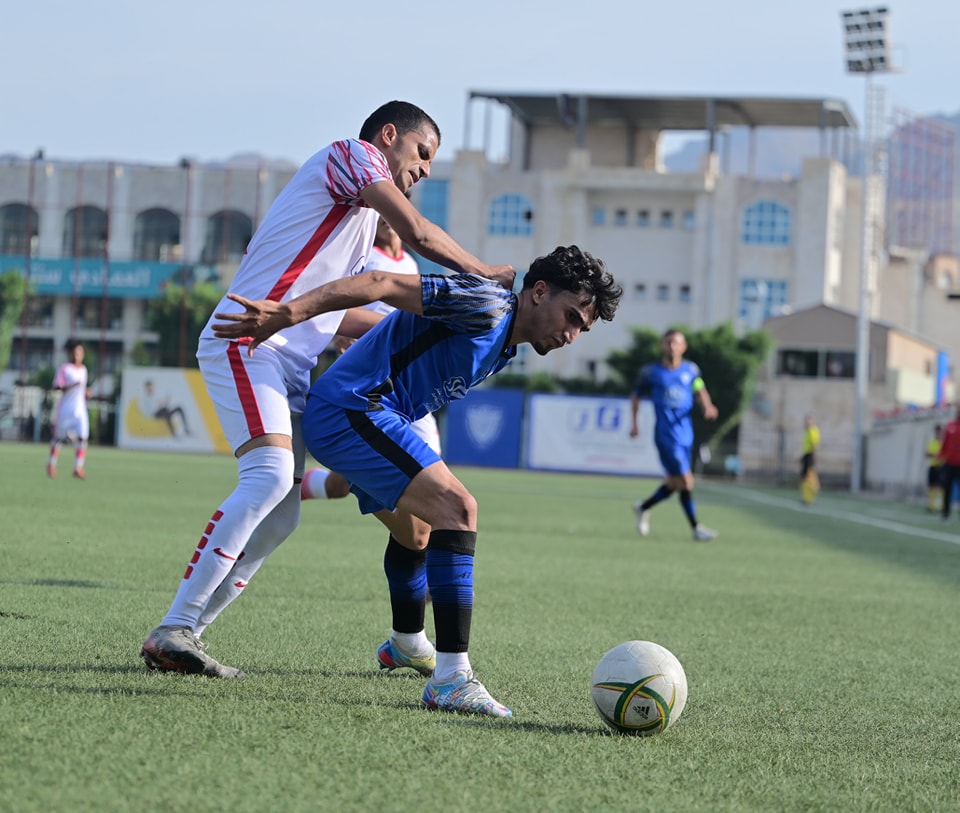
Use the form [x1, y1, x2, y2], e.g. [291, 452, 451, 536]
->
[925, 424, 944, 513]
[800, 414, 821, 505]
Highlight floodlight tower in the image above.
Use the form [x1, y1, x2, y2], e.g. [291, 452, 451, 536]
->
[841, 6, 892, 493]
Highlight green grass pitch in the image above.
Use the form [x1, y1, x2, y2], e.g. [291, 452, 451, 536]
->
[1, 442, 959, 812]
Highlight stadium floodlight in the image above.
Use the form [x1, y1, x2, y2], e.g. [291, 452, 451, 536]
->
[840, 6, 892, 493]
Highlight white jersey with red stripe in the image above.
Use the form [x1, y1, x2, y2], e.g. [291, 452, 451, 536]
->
[361, 246, 420, 317]
[200, 138, 393, 376]
[53, 362, 89, 439]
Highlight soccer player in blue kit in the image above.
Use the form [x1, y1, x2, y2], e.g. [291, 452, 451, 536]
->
[212, 245, 622, 717]
[629, 328, 719, 541]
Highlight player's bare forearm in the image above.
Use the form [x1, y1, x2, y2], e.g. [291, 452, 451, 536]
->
[211, 273, 423, 353]
[363, 181, 514, 287]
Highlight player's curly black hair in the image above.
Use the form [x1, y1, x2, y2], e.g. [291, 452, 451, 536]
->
[522, 245, 622, 323]
[359, 101, 441, 145]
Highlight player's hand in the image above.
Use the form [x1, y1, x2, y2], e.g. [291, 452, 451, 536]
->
[703, 404, 719, 421]
[629, 425, 639, 438]
[212, 293, 293, 355]
[480, 265, 516, 290]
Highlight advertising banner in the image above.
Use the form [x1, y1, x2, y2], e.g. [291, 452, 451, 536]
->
[443, 388, 524, 469]
[118, 366, 231, 454]
[527, 394, 661, 476]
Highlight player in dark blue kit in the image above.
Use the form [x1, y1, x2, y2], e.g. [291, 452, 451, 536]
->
[629, 328, 719, 541]
[212, 245, 622, 717]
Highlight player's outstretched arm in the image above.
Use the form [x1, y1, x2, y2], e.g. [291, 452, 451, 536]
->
[363, 181, 515, 289]
[697, 387, 719, 421]
[211, 272, 424, 353]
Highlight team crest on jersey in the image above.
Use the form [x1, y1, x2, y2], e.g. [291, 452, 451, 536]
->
[465, 404, 503, 450]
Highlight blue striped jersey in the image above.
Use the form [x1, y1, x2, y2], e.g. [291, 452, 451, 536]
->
[308, 273, 517, 420]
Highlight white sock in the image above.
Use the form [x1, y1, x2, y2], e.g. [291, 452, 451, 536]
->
[195, 482, 301, 635]
[392, 630, 432, 655]
[300, 467, 330, 500]
[160, 446, 294, 630]
[433, 652, 472, 682]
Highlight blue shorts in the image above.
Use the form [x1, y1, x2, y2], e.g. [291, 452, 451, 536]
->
[302, 398, 442, 515]
[657, 442, 692, 477]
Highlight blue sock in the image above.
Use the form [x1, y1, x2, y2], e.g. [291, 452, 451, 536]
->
[641, 484, 673, 511]
[426, 530, 476, 653]
[383, 536, 427, 633]
[679, 490, 697, 527]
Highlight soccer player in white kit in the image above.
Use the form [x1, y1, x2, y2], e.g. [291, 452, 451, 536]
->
[47, 339, 90, 479]
[300, 215, 441, 503]
[140, 100, 513, 678]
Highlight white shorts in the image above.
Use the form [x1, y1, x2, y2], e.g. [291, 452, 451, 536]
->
[197, 339, 310, 464]
[54, 409, 89, 441]
[410, 412, 441, 455]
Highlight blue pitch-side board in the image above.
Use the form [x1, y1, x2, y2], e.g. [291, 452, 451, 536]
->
[443, 389, 524, 469]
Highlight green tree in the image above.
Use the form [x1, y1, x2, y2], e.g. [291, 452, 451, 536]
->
[144, 281, 223, 367]
[606, 323, 772, 450]
[0, 270, 27, 373]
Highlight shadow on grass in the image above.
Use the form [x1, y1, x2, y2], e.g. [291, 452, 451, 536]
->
[0, 578, 117, 589]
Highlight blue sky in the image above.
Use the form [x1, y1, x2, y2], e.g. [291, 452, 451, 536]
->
[3, 0, 958, 165]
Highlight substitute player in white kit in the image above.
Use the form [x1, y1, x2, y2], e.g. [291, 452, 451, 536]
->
[47, 338, 90, 479]
[140, 100, 512, 678]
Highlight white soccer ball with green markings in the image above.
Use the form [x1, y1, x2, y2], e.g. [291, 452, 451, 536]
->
[590, 640, 688, 735]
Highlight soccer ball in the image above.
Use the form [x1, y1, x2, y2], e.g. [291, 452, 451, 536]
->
[590, 640, 688, 735]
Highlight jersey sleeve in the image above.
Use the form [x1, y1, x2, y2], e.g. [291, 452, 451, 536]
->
[689, 361, 706, 392]
[633, 364, 653, 398]
[419, 274, 514, 333]
[325, 139, 393, 206]
[53, 364, 67, 389]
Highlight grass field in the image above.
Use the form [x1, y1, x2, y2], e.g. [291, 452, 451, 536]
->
[2, 442, 959, 812]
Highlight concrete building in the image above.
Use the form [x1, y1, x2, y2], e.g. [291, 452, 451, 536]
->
[0, 154, 296, 387]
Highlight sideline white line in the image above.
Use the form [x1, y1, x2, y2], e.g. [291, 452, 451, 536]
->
[707, 486, 960, 546]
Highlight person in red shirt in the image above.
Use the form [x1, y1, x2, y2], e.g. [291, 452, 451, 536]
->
[938, 406, 960, 521]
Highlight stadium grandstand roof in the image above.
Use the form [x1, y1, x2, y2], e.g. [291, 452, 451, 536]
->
[468, 91, 857, 131]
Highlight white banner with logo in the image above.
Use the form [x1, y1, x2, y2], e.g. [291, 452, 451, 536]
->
[527, 394, 661, 476]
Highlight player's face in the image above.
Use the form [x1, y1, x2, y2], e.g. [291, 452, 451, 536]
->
[69, 345, 84, 364]
[383, 126, 438, 193]
[661, 333, 686, 363]
[528, 287, 596, 356]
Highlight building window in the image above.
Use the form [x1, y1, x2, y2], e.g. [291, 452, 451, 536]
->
[592, 208, 605, 226]
[742, 200, 792, 245]
[678, 284, 692, 303]
[614, 208, 628, 227]
[0, 203, 39, 256]
[634, 283, 647, 302]
[202, 210, 252, 264]
[416, 179, 449, 275]
[738, 279, 789, 322]
[72, 297, 125, 330]
[825, 351, 855, 378]
[777, 349, 820, 377]
[682, 210, 695, 230]
[636, 209, 650, 227]
[656, 284, 669, 302]
[660, 210, 674, 229]
[63, 205, 108, 258]
[134, 208, 181, 262]
[488, 193, 534, 236]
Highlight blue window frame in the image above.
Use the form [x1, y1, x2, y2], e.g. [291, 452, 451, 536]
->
[416, 180, 449, 274]
[738, 279, 789, 320]
[488, 193, 534, 236]
[742, 200, 792, 245]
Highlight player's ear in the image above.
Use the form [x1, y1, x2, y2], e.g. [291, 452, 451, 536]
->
[380, 123, 398, 147]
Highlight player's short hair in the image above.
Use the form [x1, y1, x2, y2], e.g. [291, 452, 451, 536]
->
[522, 245, 622, 323]
[359, 101, 441, 145]
[64, 337, 82, 352]
[662, 328, 685, 340]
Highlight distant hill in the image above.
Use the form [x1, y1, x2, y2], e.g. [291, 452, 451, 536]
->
[663, 110, 960, 180]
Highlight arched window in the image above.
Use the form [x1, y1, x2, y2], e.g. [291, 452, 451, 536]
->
[202, 210, 252, 264]
[0, 203, 39, 256]
[134, 208, 181, 261]
[63, 205, 108, 257]
[487, 194, 534, 236]
[741, 200, 791, 246]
